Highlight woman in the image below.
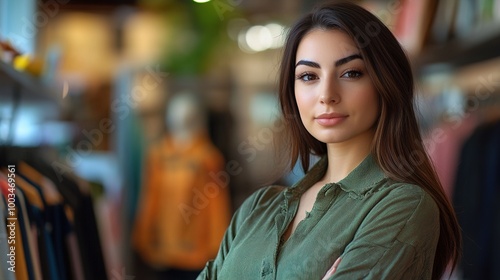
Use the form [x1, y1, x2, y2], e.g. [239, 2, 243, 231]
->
[197, 2, 461, 279]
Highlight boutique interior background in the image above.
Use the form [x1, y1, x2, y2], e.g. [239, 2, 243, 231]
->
[1, 0, 500, 279]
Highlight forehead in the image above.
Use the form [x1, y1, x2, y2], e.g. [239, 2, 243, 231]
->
[296, 28, 359, 61]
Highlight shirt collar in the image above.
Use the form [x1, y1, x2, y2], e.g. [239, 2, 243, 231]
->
[287, 153, 387, 198]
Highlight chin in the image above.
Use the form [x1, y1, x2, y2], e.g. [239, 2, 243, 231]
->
[314, 135, 350, 144]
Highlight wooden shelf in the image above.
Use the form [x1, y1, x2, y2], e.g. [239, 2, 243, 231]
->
[416, 24, 500, 72]
[0, 60, 55, 102]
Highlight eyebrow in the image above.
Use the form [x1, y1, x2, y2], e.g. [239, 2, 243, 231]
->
[295, 53, 363, 68]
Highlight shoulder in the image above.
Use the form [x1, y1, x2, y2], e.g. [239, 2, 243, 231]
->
[377, 181, 439, 216]
[198, 139, 225, 169]
[349, 181, 441, 251]
[363, 179, 439, 215]
[202, 140, 224, 158]
[384, 182, 438, 214]
[377, 181, 440, 243]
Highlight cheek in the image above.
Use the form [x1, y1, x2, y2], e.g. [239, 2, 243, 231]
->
[294, 88, 314, 114]
[359, 90, 379, 122]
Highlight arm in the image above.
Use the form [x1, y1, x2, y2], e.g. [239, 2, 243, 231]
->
[322, 257, 342, 280]
[197, 186, 283, 280]
[330, 185, 440, 280]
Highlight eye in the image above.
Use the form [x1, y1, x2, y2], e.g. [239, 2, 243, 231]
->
[296, 73, 318, 82]
[341, 70, 363, 79]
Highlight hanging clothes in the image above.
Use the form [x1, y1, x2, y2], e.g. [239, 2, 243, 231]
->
[0, 147, 109, 280]
[25, 158, 108, 280]
[425, 114, 477, 199]
[453, 120, 500, 280]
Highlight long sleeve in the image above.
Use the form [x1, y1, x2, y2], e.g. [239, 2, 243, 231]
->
[197, 155, 442, 280]
[331, 185, 440, 280]
[197, 186, 279, 280]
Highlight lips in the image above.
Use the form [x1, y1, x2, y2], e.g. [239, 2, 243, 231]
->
[315, 112, 348, 126]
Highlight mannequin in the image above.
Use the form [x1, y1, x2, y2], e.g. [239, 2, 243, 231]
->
[166, 92, 206, 148]
[132, 92, 231, 280]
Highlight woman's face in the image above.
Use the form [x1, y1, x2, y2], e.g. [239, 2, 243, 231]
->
[294, 28, 379, 145]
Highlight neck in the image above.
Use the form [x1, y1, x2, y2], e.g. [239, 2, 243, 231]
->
[323, 129, 375, 183]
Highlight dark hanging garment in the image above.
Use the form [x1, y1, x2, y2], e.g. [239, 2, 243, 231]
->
[483, 122, 500, 280]
[16, 188, 36, 280]
[26, 157, 108, 280]
[453, 121, 500, 280]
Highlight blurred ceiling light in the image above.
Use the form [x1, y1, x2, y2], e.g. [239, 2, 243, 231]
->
[265, 23, 286, 49]
[237, 23, 286, 53]
[193, 0, 211, 3]
[238, 30, 255, 53]
[245, 25, 273, 52]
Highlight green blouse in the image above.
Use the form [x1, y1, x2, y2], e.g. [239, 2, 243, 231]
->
[197, 154, 440, 279]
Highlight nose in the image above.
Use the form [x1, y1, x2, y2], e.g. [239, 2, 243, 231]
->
[319, 79, 340, 104]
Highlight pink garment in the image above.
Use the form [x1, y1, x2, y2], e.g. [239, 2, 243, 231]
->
[425, 114, 477, 199]
[67, 232, 85, 280]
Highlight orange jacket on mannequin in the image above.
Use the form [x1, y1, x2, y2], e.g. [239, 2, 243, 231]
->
[132, 92, 231, 270]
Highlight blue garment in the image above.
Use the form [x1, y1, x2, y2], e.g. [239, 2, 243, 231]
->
[30, 205, 59, 280]
[46, 204, 71, 280]
[453, 121, 500, 280]
[18, 172, 60, 280]
[482, 122, 500, 279]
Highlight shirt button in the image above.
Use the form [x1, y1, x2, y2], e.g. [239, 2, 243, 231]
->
[261, 260, 273, 277]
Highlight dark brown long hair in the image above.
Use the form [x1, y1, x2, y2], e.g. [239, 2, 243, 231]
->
[278, 2, 461, 279]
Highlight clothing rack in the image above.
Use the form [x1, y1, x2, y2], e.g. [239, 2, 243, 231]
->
[0, 146, 108, 280]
